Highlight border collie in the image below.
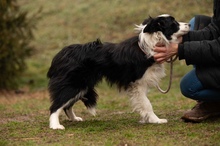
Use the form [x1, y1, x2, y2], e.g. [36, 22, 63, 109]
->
[47, 14, 190, 129]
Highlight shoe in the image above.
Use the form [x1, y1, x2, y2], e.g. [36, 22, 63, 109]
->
[181, 101, 220, 123]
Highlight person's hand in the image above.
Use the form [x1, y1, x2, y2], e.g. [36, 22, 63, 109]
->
[153, 43, 179, 63]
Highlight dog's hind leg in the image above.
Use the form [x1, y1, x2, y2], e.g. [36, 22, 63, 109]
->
[63, 89, 89, 122]
[64, 103, 83, 122]
[49, 107, 65, 129]
[63, 87, 97, 121]
[128, 84, 167, 124]
[81, 87, 98, 116]
[49, 87, 86, 130]
[64, 108, 83, 122]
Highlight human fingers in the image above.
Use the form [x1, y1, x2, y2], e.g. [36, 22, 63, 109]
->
[153, 52, 167, 63]
[154, 46, 167, 53]
[155, 42, 165, 47]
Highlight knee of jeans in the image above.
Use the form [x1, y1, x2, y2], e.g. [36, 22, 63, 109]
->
[180, 80, 198, 100]
[180, 81, 189, 97]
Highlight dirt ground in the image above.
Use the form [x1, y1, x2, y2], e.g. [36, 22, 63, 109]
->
[0, 90, 49, 124]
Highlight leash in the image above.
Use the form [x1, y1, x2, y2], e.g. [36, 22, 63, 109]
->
[156, 56, 177, 94]
[138, 42, 176, 94]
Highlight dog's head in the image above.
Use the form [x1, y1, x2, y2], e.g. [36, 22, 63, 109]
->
[136, 14, 190, 57]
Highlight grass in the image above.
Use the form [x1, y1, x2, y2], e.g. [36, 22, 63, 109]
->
[1, 89, 220, 146]
[1, 0, 220, 146]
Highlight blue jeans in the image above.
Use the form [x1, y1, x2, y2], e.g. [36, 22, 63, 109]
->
[180, 68, 220, 101]
[180, 18, 220, 101]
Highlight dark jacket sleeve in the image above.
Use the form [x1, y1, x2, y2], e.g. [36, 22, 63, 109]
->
[182, 23, 220, 42]
[178, 0, 220, 66]
[178, 37, 220, 65]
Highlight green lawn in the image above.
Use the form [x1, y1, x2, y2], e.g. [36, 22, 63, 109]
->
[1, 0, 219, 146]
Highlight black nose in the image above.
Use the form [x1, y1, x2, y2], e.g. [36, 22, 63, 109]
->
[188, 24, 191, 27]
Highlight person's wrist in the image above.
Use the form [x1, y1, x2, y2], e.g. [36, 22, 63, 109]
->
[174, 43, 178, 54]
[171, 43, 178, 56]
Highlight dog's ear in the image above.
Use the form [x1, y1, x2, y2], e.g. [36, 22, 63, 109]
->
[142, 16, 153, 25]
[143, 17, 164, 33]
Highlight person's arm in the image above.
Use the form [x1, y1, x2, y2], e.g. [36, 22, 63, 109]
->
[182, 24, 220, 42]
[154, 36, 220, 65]
[179, 37, 220, 65]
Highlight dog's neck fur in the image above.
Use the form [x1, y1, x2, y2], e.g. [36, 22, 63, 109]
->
[137, 27, 170, 58]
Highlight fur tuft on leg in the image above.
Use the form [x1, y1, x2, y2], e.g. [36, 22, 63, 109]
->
[88, 107, 97, 116]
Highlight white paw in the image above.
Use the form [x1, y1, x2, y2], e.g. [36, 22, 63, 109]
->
[50, 124, 65, 130]
[139, 118, 168, 124]
[74, 117, 83, 121]
[157, 119, 168, 124]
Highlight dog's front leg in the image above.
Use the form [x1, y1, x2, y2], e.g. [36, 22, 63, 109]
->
[137, 96, 167, 124]
[128, 86, 167, 124]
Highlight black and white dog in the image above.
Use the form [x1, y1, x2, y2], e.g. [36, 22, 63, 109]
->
[47, 14, 190, 129]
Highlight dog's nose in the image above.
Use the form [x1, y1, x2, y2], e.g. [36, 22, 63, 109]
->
[188, 24, 191, 27]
